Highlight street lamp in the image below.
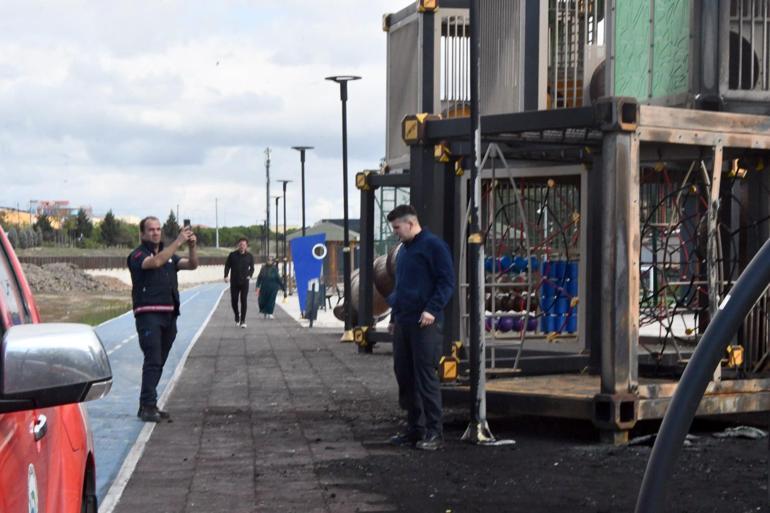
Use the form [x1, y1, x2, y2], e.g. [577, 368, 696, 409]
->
[273, 195, 281, 259]
[277, 179, 292, 298]
[291, 146, 314, 237]
[326, 74, 361, 343]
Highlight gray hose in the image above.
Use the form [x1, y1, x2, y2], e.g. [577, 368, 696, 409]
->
[636, 237, 770, 512]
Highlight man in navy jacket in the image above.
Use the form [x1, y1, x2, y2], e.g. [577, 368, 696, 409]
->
[386, 204, 454, 451]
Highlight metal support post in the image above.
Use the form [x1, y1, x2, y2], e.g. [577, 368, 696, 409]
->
[595, 125, 641, 444]
[461, 0, 495, 445]
[358, 180, 376, 353]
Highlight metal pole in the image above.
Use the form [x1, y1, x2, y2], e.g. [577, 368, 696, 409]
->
[292, 146, 314, 237]
[278, 179, 292, 298]
[326, 75, 361, 343]
[215, 198, 219, 249]
[273, 195, 280, 260]
[265, 147, 271, 257]
[461, 0, 495, 444]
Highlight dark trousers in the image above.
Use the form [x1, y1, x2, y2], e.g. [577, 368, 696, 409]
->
[136, 313, 177, 407]
[392, 322, 443, 437]
[230, 281, 249, 322]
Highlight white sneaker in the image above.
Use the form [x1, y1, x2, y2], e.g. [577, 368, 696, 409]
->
[268, 314, 274, 320]
[240, 322, 247, 329]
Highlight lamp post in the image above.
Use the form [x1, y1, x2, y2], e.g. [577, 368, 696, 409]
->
[291, 146, 313, 237]
[277, 179, 292, 298]
[265, 148, 271, 258]
[326, 74, 360, 343]
[273, 195, 280, 259]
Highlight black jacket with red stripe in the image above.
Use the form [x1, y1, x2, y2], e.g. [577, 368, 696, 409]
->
[127, 240, 181, 317]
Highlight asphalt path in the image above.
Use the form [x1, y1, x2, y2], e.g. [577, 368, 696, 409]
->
[86, 282, 228, 501]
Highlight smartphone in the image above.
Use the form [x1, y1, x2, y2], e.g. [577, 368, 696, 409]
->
[183, 219, 191, 228]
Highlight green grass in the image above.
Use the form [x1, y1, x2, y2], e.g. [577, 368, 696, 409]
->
[74, 300, 132, 326]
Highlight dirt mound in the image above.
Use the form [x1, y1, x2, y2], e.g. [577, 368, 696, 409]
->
[22, 262, 125, 293]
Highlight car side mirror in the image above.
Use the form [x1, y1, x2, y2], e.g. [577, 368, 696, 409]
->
[0, 323, 112, 414]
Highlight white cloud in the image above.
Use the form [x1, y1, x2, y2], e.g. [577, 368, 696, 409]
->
[0, 0, 403, 227]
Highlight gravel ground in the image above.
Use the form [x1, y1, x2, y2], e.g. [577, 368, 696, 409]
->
[22, 262, 127, 293]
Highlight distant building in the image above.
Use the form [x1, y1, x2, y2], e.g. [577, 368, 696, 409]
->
[0, 207, 34, 227]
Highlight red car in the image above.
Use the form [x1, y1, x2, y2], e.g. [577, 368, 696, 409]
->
[0, 226, 112, 513]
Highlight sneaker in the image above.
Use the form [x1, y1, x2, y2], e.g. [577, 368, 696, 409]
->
[388, 431, 420, 447]
[240, 322, 247, 329]
[268, 314, 274, 320]
[415, 433, 443, 451]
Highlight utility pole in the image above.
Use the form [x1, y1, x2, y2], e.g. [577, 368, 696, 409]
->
[215, 197, 220, 248]
[265, 147, 271, 257]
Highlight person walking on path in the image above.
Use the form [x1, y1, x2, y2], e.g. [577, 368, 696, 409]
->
[256, 256, 284, 319]
[225, 237, 255, 328]
[128, 216, 198, 422]
[386, 205, 455, 451]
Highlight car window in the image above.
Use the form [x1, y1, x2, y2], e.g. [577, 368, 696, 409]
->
[0, 244, 29, 326]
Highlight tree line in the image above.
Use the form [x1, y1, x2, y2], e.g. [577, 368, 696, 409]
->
[0, 208, 288, 253]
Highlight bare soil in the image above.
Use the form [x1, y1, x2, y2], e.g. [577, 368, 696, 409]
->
[319, 410, 768, 513]
[22, 262, 132, 324]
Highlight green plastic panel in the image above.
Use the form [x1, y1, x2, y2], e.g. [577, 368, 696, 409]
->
[614, 0, 691, 101]
[651, 0, 690, 98]
[614, 1, 651, 100]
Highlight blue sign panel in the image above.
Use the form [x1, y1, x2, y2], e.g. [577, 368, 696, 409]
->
[290, 234, 326, 312]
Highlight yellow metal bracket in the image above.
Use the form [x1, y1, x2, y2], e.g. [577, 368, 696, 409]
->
[434, 141, 451, 163]
[355, 171, 372, 191]
[417, 0, 438, 13]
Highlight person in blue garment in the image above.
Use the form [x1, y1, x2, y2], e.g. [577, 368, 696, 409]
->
[256, 256, 285, 319]
[386, 204, 455, 451]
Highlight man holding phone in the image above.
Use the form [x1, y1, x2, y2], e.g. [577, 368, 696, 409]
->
[127, 216, 198, 422]
[385, 205, 454, 451]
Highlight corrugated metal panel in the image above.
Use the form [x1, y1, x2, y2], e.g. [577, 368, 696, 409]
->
[480, 0, 522, 115]
[386, 18, 419, 167]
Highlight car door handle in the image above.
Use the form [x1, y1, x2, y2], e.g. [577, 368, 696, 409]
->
[33, 414, 47, 441]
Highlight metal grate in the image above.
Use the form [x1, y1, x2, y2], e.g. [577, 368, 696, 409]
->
[726, 0, 770, 91]
[440, 14, 470, 118]
[548, 0, 604, 109]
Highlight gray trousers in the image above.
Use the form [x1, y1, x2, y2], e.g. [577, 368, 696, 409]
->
[392, 321, 443, 437]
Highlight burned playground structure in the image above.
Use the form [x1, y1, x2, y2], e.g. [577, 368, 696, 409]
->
[349, 0, 770, 443]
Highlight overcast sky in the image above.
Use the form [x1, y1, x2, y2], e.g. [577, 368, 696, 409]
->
[0, 0, 405, 228]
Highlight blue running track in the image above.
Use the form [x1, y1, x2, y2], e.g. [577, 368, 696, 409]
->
[86, 282, 227, 500]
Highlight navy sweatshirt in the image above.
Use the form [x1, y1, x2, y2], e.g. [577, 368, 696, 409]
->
[387, 229, 455, 324]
